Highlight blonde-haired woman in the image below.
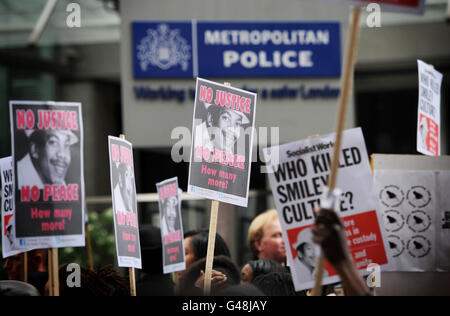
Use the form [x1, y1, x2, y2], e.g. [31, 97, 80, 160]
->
[247, 210, 286, 266]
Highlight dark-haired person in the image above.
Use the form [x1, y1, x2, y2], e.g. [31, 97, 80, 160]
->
[178, 255, 240, 296]
[240, 259, 285, 284]
[17, 130, 78, 189]
[175, 229, 231, 287]
[3, 249, 48, 296]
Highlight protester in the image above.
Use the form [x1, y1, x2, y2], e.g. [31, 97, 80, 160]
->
[247, 210, 286, 265]
[17, 130, 78, 188]
[252, 271, 297, 296]
[0, 280, 40, 296]
[214, 283, 265, 296]
[3, 249, 48, 296]
[240, 258, 285, 284]
[53, 264, 128, 296]
[137, 224, 174, 296]
[178, 255, 240, 296]
[176, 229, 231, 282]
[312, 208, 370, 296]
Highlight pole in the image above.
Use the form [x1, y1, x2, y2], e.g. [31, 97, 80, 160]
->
[203, 81, 231, 295]
[23, 252, 28, 283]
[49, 248, 59, 296]
[85, 222, 94, 270]
[311, 6, 361, 297]
[203, 200, 220, 295]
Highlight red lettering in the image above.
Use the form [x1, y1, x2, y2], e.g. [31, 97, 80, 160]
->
[44, 185, 52, 201]
[245, 98, 251, 114]
[31, 186, 40, 201]
[21, 186, 30, 201]
[16, 110, 26, 129]
[111, 144, 120, 162]
[120, 146, 133, 166]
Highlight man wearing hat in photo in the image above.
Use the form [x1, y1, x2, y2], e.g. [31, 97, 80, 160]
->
[17, 129, 78, 189]
[292, 227, 327, 283]
[194, 102, 250, 158]
[113, 162, 136, 214]
[160, 195, 180, 236]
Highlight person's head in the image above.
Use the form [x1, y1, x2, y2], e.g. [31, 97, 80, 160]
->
[3, 249, 47, 281]
[53, 264, 128, 296]
[294, 228, 316, 270]
[178, 255, 240, 296]
[240, 259, 285, 284]
[162, 195, 178, 232]
[139, 224, 163, 274]
[29, 130, 77, 184]
[248, 210, 286, 265]
[117, 163, 135, 211]
[252, 271, 297, 296]
[177, 229, 231, 280]
[205, 105, 248, 152]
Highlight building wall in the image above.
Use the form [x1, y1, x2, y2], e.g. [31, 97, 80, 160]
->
[119, 0, 353, 148]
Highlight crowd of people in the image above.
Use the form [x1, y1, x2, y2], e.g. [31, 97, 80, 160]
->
[0, 207, 370, 296]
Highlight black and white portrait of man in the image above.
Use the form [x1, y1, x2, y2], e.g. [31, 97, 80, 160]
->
[113, 163, 137, 214]
[17, 130, 78, 189]
[160, 195, 180, 236]
[194, 102, 250, 157]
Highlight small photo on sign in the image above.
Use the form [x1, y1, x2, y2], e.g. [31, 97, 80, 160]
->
[157, 178, 186, 274]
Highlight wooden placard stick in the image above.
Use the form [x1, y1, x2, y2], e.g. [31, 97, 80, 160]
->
[203, 200, 220, 295]
[119, 133, 137, 297]
[23, 252, 28, 283]
[48, 249, 53, 296]
[50, 248, 59, 296]
[203, 81, 231, 295]
[85, 222, 94, 270]
[311, 6, 362, 297]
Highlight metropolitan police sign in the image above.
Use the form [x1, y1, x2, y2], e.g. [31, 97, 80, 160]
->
[132, 21, 341, 78]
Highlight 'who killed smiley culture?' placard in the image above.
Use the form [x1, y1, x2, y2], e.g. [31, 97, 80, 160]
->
[264, 128, 390, 291]
[9, 101, 85, 249]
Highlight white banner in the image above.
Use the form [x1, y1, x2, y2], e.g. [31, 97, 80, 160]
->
[417, 60, 443, 156]
[264, 127, 390, 291]
[1, 157, 34, 258]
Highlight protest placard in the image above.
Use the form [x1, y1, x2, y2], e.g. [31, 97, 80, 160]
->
[373, 154, 450, 272]
[156, 178, 186, 274]
[417, 60, 443, 156]
[188, 78, 257, 208]
[9, 101, 85, 249]
[264, 128, 390, 291]
[1, 157, 34, 258]
[108, 136, 142, 269]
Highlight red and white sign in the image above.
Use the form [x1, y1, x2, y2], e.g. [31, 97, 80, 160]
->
[264, 128, 390, 291]
[417, 60, 443, 156]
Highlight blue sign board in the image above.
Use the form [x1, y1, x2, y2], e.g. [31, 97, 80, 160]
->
[132, 21, 341, 78]
[132, 22, 193, 78]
